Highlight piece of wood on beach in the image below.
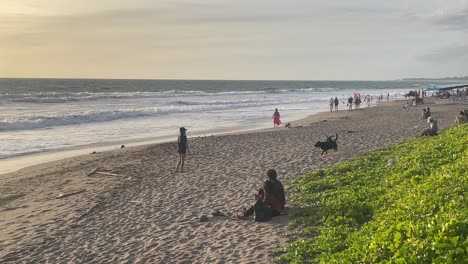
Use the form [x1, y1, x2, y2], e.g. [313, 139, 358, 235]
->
[56, 189, 86, 199]
[1, 205, 29, 212]
[75, 204, 99, 222]
[87, 165, 100, 176]
[95, 171, 121, 177]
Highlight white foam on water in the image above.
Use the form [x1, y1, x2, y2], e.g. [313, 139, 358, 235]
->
[0, 79, 416, 161]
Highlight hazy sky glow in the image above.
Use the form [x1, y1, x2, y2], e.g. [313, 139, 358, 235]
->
[1, 0, 467, 80]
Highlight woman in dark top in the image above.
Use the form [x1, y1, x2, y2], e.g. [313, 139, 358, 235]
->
[175, 127, 190, 173]
[264, 169, 285, 213]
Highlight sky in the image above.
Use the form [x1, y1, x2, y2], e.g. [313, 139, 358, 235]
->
[0, 0, 467, 80]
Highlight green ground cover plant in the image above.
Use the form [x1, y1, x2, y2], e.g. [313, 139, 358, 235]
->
[281, 124, 467, 263]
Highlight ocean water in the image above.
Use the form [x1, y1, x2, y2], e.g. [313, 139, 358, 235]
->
[0, 78, 454, 159]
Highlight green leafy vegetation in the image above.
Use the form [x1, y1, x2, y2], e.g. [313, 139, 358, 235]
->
[281, 124, 468, 263]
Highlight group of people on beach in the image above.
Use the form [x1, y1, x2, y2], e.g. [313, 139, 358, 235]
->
[329, 97, 340, 112]
[349, 94, 362, 110]
[419, 106, 466, 137]
[173, 94, 466, 221]
[329, 93, 383, 112]
[175, 126, 286, 222]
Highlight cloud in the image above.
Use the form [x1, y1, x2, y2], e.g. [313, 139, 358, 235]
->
[431, 7, 468, 31]
[417, 44, 468, 62]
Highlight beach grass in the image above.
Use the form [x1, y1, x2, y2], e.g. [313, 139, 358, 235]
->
[281, 124, 468, 263]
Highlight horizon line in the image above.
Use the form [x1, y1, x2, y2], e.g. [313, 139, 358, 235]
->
[0, 76, 412, 82]
[1, 76, 467, 82]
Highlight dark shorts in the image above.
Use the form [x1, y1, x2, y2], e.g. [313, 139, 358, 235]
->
[178, 148, 186, 154]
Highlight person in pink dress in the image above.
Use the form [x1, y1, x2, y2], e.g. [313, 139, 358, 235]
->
[272, 108, 282, 128]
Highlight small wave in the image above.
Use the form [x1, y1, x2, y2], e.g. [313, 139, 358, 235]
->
[0, 90, 272, 104]
[0, 95, 328, 131]
[0, 110, 155, 131]
[0, 92, 165, 104]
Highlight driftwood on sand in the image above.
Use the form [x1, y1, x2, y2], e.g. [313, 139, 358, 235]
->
[95, 172, 121, 177]
[87, 165, 100, 176]
[56, 189, 86, 199]
[75, 204, 99, 222]
[87, 165, 123, 177]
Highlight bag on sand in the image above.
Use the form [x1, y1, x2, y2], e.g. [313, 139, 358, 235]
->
[254, 200, 272, 222]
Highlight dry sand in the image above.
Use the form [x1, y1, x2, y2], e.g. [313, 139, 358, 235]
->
[0, 98, 465, 263]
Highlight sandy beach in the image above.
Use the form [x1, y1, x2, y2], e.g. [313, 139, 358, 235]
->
[0, 98, 464, 263]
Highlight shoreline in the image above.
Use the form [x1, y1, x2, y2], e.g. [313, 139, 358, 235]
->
[0, 103, 373, 175]
[2, 98, 464, 263]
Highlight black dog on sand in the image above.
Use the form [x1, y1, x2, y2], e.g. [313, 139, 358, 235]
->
[314, 134, 338, 155]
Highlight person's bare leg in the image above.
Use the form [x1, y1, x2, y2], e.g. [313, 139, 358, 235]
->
[180, 153, 186, 173]
[175, 153, 182, 172]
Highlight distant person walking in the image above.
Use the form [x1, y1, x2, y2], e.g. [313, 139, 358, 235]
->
[334, 97, 339, 111]
[347, 96, 353, 110]
[273, 108, 282, 128]
[365, 95, 371, 107]
[354, 96, 361, 110]
[175, 127, 190, 173]
[329, 98, 334, 112]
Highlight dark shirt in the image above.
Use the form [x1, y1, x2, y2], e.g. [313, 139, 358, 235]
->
[274, 179, 286, 210]
[178, 135, 187, 153]
[264, 179, 285, 211]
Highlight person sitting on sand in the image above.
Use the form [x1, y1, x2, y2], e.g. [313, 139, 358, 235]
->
[175, 127, 190, 173]
[402, 102, 410, 110]
[237, 188, 272, 222]
[421, 116, 438, 136]
[455, 111, 467, 125]
[261, 170, 284, 216]
[421, 108, 429, 119]
[264, 169, 285, 211]
[426, 107, 431, 117]
[237, 169, 285, 221]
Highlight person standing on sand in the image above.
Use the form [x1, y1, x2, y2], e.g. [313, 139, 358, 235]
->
[329, 98, 334, 112]
[334, 97, 339, 111]
[365, 95, 371, 107]
[175, 127, 190, 173]
[272, 108, 282, 128]
[347, 96, 353, 110]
